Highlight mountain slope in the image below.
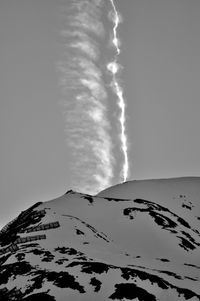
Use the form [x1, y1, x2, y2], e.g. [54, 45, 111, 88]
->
[0, 177, 200, 300]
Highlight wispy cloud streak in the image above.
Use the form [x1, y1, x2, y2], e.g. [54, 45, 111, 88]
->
[108, 0, 129, 182]
[56, 0, 129, 193]
[57, 0, 115, 194]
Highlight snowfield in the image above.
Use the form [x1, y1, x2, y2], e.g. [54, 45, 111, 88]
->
[0, 177, 200, 300]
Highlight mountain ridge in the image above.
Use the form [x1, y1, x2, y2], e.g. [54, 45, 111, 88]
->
[0, 177, 200, 300]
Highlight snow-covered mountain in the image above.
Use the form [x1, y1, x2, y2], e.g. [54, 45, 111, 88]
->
[0, 177, 200, 300]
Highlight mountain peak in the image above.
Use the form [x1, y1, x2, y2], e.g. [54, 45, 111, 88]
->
[0, 178, 200, 300]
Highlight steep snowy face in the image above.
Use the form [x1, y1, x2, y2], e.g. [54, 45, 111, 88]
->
[0, 178, 200, 300]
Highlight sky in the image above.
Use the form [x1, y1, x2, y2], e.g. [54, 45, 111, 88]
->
[1, 0, 200, 228]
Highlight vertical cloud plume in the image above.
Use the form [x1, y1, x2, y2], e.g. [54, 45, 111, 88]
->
[108, 0, 129, 182]
[56, 0, 129, 194]
[57, 0, 114, 195]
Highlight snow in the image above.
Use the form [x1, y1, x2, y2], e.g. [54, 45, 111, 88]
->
[0, 177, 200, 300]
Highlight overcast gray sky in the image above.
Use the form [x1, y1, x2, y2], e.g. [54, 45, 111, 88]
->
[1, 0, 200, 228]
